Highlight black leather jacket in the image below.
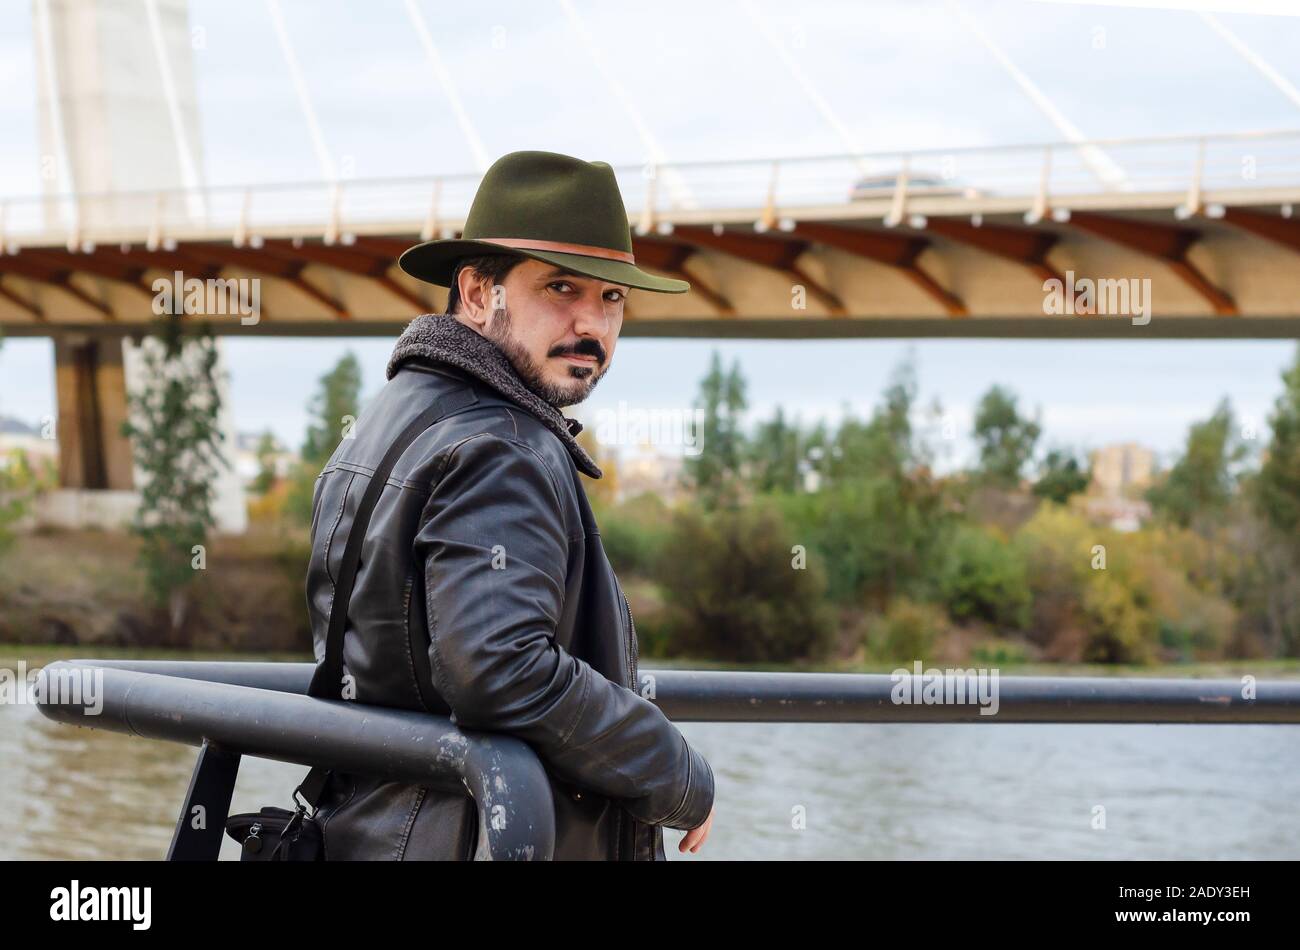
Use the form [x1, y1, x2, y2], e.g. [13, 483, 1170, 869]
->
[305, 352, 714, 860]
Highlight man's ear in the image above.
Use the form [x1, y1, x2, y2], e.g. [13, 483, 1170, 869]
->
[457, 267, 492, 330]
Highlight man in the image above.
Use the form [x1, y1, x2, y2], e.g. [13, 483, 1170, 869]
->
[304, 150, 716, 860]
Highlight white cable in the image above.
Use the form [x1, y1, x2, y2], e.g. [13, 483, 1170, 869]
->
[32, 0, 78, 237]
[948, 0, 1130, 189]
[736, 0, 874, 175]
[403, 0, 490, 173]
[1200, 11, 1300, 111]
[557, 0, 696, 210]
[144, 0, 206, 219]
[266, 0, 336, 181]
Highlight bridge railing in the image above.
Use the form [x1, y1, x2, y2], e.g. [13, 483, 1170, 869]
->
[31, 658, 1300, 861]
[4, 128, 1300, 252]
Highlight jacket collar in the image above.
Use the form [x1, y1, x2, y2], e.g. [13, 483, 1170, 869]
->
[386, 313, 602, 478]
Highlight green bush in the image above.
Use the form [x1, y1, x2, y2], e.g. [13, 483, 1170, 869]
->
[594, 492, 671, 576]
[774, 474, 951, 606]
[1080, 575, 1157, 664]
[0, 489, 27, 559]
[624, 597, 673, 659]
[281, 462, 319, 528]
[970, 637, 1029, 666]
[866, 598, 945, 664]
[655, 500, 834, 662]
[0, 449, 45, 561]
[937, 524, 1030, 630]
[1013, 504, 1236, 664]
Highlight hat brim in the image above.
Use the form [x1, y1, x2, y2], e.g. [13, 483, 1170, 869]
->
[398, 239, 690, 294]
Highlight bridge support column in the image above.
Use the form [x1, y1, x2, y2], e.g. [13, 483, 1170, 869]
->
[52, 335, 134, 490]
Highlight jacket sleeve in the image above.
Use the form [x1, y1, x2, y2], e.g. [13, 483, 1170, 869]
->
[413, 431, 714, 831]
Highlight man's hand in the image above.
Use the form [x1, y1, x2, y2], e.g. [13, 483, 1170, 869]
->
[678, 806, 714, 854]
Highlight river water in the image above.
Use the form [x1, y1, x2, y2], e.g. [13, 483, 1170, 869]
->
[2, 693, 1297, 860]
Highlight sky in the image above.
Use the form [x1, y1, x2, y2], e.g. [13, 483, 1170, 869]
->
[2, 0, 1300, 468]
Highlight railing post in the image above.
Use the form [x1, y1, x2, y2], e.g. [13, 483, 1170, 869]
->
[146, 192, 164, 251]
[166, 740, 242, 861]
[1178, 136, 1207, 220]
[421, 179, 442, 241]
[66, 192, 83, 253]
[638, 163, 658, 235]
[884, 155, 910, 227]
[1026, 145, 1053, 224]
[324, 181, 343, 245]
[757, 160, 780, 231]
[233, 188, 251, 247]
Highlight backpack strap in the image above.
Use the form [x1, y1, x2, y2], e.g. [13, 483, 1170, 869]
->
[299, 386, 477, 810]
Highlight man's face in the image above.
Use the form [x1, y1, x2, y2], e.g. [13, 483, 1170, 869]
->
[475, 258, 628, 408]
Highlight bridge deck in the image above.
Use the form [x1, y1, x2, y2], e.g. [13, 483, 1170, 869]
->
[2, 130, 1299, 338]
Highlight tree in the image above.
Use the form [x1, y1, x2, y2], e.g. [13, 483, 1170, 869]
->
[831, 357, 920, 484]
[747, 406, 802, 494]
[683, 351, 747, 507]
[776, 471, 952, 606]
[0, 449, 38, 561]
[1256, 345, 1300, 543]
[576, 423, 619, 506]
[937, 524, 1031, 629]
[972, 385, 1042, 488]
[285, 351, 364, 525]
[1147, 398, 1246, 530]
[300, 351, 363, 469]
[251, 429, 280, 495]
[768, 356, 953, 606]
[1033, 448, 1091, 504]
[120, 314, 228, 630]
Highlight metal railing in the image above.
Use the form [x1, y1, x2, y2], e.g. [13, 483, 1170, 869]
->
[34, 658, 1300, 860]
[4, 129, 1300, 252]
[35, 660, 555, 861]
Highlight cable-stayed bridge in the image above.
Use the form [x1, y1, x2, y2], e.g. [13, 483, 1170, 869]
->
[4, 0, 1299, 530]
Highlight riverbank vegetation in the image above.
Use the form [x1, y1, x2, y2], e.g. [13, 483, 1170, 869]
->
[2, 337, 1298, 671]
[595, 346, 1300, 667]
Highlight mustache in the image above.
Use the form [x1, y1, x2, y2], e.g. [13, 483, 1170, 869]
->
[549, 339, 606, 364]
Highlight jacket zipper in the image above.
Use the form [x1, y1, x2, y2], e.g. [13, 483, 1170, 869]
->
[620, 590, 645, 860]
[621, 590, 639, 693]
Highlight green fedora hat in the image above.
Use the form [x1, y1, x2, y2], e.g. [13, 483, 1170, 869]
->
[399, 150, 689, 294]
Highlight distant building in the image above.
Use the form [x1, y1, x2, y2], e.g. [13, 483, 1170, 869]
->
[615, 446, 686, 504]
[234, 431, 300, 488]
[1089, 442, 1155, 499]
[1085, 442, 1156, 531]
[0, 415, 58, 471]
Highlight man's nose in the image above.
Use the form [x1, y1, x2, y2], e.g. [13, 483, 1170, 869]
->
[571, 296, 611, 340]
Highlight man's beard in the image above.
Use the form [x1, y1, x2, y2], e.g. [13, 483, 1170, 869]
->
[484, 307, 608, 408]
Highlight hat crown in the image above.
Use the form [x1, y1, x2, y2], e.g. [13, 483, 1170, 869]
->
[462, 151, 632, 254]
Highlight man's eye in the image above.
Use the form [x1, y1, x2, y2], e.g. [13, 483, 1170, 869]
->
[604, 290, 625, 303]
[549, 281, 574, 293]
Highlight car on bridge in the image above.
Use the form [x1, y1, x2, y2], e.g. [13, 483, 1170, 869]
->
[849, 172, 983, 201]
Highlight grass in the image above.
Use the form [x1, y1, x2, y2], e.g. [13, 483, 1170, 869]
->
[0, 526, 312, 651]
[0, 643, 312, 671]
[632, 653, 1300, 679]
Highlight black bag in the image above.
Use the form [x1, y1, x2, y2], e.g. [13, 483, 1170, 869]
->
[227, 802, 323, 861]
[224, 400, 460, 861]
